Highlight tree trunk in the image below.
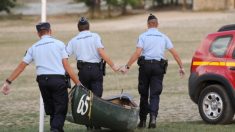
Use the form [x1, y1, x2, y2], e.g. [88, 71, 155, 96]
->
[122, 5, 127, 15]
[108, 3, 112, 18]
[90, 0, 101, 18]
[95, 0, 101, 17]
[90, 7, 95, 19]
[182, 0, 187, 10]
[89, 0, 95, 19]
[121, 0, 128, 15]
[175, 0, 179, 5]
[152, 0, 155, 7]
[166, 0, 169, 5]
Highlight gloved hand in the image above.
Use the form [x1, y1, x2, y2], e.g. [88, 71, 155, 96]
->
[179, 68, 185, 78]
[1, 81, 11, 95]
[119, 65, 129, 74]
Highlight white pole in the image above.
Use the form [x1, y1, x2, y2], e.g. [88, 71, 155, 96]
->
[39, 0, 46, 132]
[41, 0, 46, 22]
[39, 96, 45, 132]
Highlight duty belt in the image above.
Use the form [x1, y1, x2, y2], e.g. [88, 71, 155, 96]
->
[77, 60, 100, 65]
[143, 59, 161, 64]
[37, 74, 65, 80]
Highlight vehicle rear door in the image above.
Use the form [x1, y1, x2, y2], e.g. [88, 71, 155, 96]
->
[202, 33, 233, 76]
[225, 32, 235, 88]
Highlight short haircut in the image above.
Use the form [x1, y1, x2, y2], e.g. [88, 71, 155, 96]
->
[78, 23, 89, 32]
[38, 29, 50, 36]
[148, 19, 158, 24]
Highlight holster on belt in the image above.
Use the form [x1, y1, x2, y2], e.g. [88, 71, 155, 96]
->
[160, 59, 168, 74]
[137, 56, 145, 66]
[77, 61, 83, 70]
[99, 59, 106, 76]
[65, 72, 71, 88]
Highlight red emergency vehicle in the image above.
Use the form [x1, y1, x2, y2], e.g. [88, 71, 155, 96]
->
[189, 24, 235, 124]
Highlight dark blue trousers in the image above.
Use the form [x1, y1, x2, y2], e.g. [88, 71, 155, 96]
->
[138, 63, 164, 121]
[78, 63, 103, 97]
[78, 62, 103, 129]
[37, 75, 68, 132]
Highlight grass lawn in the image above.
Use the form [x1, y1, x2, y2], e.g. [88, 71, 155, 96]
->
[3, 121, 235, 132]
[1, 11, 235, 131]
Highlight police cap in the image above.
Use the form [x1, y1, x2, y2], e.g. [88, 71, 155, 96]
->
[36, 22, 51, 32]
[78, 17, 89, 25]
[148, 14, 158, 21]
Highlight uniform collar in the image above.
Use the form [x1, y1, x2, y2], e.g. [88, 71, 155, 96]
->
[79, 30, 90, 35]
[148, 28, 158, 32]
[41, 35, 51, 39]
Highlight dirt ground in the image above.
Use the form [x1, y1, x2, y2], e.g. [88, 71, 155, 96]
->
[1, 10, 235, 130]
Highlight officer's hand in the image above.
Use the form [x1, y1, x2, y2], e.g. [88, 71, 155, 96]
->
[179, 68, 185, 78]
[76, 82, 85, 87]
[119, 65, 129, 74]
[111, 64, 120, 72]
[1, 81, 11, 95]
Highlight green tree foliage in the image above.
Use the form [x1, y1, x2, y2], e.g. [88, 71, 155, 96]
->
[106, 0, 119, 17]
[0, 0, 16, 13]
[155, 0, 164, 5]
[106, 0, 141, 15]
[74, 0, 101, 18]
[153, 0, 187, 9]
[75, 0, 142, 17]
[119, 0, 141, 15]
[76, 0, 95, 7]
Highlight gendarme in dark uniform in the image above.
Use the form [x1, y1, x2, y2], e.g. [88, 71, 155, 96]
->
[66, 18, 104, 98]
[121, 14, 185, 129]
[66, 17, 118, 129]
[1, 22, 80, 132]
[66, 17, 118, 98]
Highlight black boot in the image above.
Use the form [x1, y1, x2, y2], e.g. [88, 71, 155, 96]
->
[50, 129, 59, 132]
[86, 125, 93, 131]
[137, 120, 146, 128]
[148, 115, 156, 128]
[94, 126, 101, 130]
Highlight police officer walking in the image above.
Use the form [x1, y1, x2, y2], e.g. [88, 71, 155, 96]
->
[1, 22, 81, 132]
[66, 17, 119, 97]
[120, 14, 185, 128]
[66, 17, 119, 129]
